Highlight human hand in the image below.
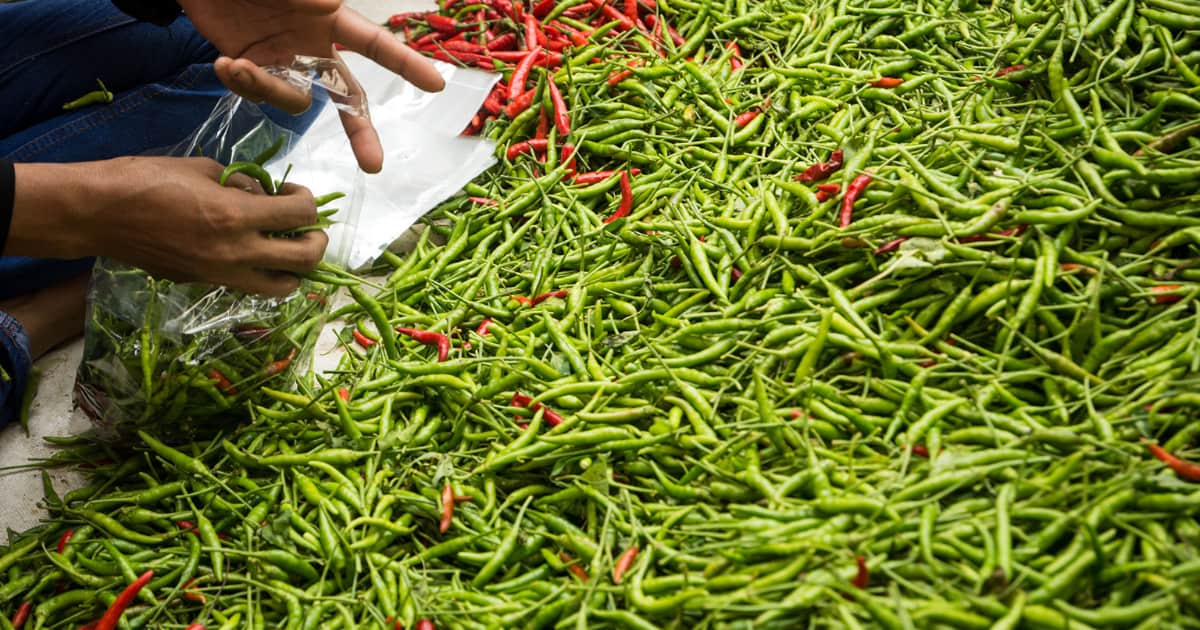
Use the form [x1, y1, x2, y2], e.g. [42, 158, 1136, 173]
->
[179, 0, 445, 173]
[88, 157, 328, 297]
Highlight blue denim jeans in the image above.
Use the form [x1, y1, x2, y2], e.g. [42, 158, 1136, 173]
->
[0, 0, 323, 426]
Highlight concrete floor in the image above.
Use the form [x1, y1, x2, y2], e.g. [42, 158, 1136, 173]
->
[0, 0, 440, 542]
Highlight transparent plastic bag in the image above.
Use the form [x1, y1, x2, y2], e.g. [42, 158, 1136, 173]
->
[74, 61, 364, 442]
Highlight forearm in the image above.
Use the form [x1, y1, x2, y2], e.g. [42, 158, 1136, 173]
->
[5, 162, 103, 259]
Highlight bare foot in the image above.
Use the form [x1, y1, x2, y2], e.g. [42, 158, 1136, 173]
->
[0, 272, 90, 359]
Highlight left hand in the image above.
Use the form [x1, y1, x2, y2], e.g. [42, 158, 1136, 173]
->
[180, 0, 445, 173]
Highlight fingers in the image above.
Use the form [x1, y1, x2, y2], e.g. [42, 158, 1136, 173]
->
[222, 171, 267, 195]
[339, 103, 385, 173]
[254, 230, 330, 274]
[333, 10, 446, 93]
[214, 57, 313, 115]
[232, 182, 321, 232]
[232, 270, 303, 298]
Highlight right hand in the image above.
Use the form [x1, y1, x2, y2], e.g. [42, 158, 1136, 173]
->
[90, 156, 327, 297]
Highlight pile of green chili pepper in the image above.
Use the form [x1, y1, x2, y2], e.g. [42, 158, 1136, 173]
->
[5, 0, 1200, 627]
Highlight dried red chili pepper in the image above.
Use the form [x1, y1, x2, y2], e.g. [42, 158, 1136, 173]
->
[604, 171, 634, 224]
[1145, 440, 1200, 482]
[395, 327, 452, 362]
[841, 173, 872, 227]
[94, 570, 154, 630]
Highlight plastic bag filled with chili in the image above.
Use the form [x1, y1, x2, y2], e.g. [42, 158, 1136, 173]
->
[73, 59, 365, 443]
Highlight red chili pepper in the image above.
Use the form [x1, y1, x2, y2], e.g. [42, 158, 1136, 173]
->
[725, 41, 743, 70]
[851, 555, 869, 589]
[184, 624, 206, 630]
[612, 545, 639, 584]
[439, 482, 455, 533]
[1060, 263, 1095, 274]
[561, 143, 577, 175]
[352, 330, 377, 348]
[532, 0, 556, 18]
[535, 106, 550, 140]
[396, 327, 452, 362]
[94, 570, 154, 630]
[56, 529, 75, 554]
[604, 171, 634, 224]
[11, 601, 31, 629]
[814, 183, 841, 203]
[512, 295, 534, 306]
[600, 4, 637, 30]
[207, 370, 238, 395]
[911, 444, 930, 458]
[511, 392, 566, 426]
[263, 348, 297, 377]
[607, 68, 634, 85]
[504, 88, 538, 118]
[1150, 285, 1184, 304]
[232, 324, 272, 344]
[731, 266, 743, 283]
[841, 173, 872, 228]
[995, 64, 1026, 77]
[795, 149, 844, 182]
[176, 520, 199, 537]
[624, 0, 639, 20]
[428, 49, 493, 67]
[532, 290, 569, 305]
[468, 196, 499, 206]
[508, 47, 541, 100]
[416, 620, 435, 630]
[425, 13, 460, 34]
[733, 109, 760, 128]
[387, 12, 422, 30]
[182, 578, 206, 604]
[1145, 440, 1200, 482]
[569, 29, 590, 47]
[874, 237, 908, 254]
[337, 387, 350, 402]
[573, 169, 640, 185]
[475, 319, 493, 336]
[305, 292, 327, 305]
[487, 32, 518, 51]
[506, 138, 551, 160]
[547, 75, 570, 135]
[869, 77, 904, 88]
